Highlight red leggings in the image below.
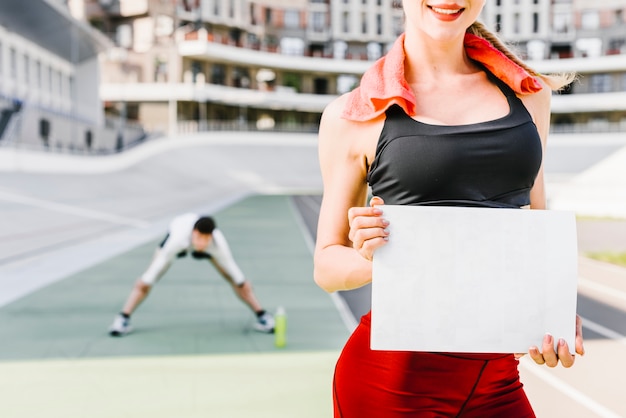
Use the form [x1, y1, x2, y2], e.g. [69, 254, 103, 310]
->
[333, 312, 535, 418]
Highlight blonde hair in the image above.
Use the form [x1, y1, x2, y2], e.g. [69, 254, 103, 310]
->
[467, 21, 576, 92]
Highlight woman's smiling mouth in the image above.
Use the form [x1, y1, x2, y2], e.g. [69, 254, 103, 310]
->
[429, 5, 465, 17]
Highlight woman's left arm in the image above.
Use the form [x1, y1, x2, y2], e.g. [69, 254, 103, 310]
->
[521, 83, 585, 367]
[522, 83, 550, 210]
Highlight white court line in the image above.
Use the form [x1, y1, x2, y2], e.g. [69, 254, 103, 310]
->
[520, 316, 625, 418]
[578, 276, 626, 303]
[519, 357, 623, 418]
[288, 197, 358, 332]
[0, 189, 150, 228]
[580, 316, 626, 346]
[0, 192, 249, 308]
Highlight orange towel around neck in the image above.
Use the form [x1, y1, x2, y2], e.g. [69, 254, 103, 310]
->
[341, 33, 543, 122]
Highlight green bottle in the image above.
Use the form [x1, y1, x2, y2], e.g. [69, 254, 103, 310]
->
[274, 306, 287, 348]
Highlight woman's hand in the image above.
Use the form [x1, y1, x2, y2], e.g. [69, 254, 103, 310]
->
[347, 196, 389, 261]
[528, 314, 585, 368]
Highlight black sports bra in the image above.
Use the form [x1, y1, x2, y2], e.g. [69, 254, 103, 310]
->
[366, 75, 542, 208]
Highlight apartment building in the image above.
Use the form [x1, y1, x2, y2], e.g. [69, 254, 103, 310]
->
[85, 0, 404, 135]
[85, 0, 626, 136]
[0, 0, 145, 152]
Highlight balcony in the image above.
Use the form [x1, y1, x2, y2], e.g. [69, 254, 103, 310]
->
[178, 30, 371, 75]
[100, 81, 335, 113]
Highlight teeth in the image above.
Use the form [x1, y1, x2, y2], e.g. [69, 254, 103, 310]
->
[431, 7, 461, 15]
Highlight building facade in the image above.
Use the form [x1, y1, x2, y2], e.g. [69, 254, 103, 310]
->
[83, 0, 626, 136]
[0, 0, 145, 152]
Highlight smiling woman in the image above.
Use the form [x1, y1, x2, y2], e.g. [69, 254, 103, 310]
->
[314, 1, 583, 417]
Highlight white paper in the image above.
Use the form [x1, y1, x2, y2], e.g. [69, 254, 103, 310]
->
[371, 205, 578, 354]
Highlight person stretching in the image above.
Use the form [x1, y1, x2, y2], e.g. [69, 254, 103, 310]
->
[109, 213, 274, 336]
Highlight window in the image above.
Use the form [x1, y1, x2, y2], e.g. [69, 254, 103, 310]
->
[393, 16, 403, 36]
[513, 13, 520, 33]
[376, 13, 382, 35]
[314, 77, 328, 94]
[581, 10, 600, 30]
[191, 61, 202, 82]
[116, 24, 132, 49]
[362, 12, 367, 34]
[285, 10, 299, 29]
[249, 4, 256, 25]
[48, 66, 53, 92]
[211, 64, 225, 85]
[64, 74, 70, 98]
[310, 12, 325, 33]
[533, 13, 539, 33]
[343, 11, 350, 33]
[590, 74, 612, 93]
[23, 54, 29, 83]
[35, 61, 41, 87]
[56, 70, 62, 95]
[495, 14, 501, 32]
[553, 13, 570, 35]
[10, 48, 16, 79]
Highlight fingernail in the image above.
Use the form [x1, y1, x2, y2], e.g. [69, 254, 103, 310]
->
[558, 338, 565, 347]
[382, 219, 389, 226]
[545, 333, 553, 343]
[383, 228, 390, 234]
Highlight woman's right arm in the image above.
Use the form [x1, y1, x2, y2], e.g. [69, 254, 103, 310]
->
[313, 97, 388, 293]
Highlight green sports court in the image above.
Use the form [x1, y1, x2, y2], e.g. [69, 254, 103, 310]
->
[0, 194, 350, 418]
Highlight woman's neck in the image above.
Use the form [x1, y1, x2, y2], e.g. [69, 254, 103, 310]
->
[402, 31, 476, 85]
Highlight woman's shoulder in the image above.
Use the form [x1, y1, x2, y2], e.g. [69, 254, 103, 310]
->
[319, 94, 384, 165]
[321, 93, 350, 122]
[518, 79, 552, 120]
[321, 93, 385, 131]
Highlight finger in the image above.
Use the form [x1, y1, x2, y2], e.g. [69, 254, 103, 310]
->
[348, 215, 389, 241]
[347, 210, 387, 242]
[357, 235, 389, 260]
[541, 334, 559, 367]
[347, 205, 382, 224]
[370, 196, 385, 207]
[528, 346, 545, 365]
[575, 314, 585, 356]
[351, 224, 389, 248]
[557, 338, 575, 368]
[351, 223, 389, 260]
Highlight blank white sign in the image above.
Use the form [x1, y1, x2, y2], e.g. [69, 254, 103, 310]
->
[371, 205, 578, 354]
